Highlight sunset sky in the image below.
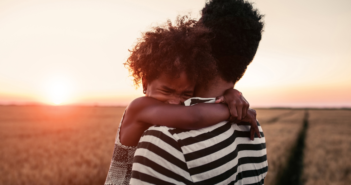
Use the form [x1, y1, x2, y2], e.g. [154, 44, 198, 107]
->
[1, 0, 350, 107]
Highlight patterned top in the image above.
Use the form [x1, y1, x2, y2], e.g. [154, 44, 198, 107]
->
[130, 97, 268, 185]
[105, 111, 137, 185]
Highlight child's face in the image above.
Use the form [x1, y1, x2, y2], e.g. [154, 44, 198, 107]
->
[144, 72, 195, 105]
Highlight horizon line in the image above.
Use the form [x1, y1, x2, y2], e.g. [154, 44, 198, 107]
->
[1, 102, 350, 110]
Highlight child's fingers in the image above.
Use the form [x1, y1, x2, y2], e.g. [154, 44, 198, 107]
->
[242, 101, 249, 120]
[241, 96, 249, 119]
[249, 119, 261, 140]
[255, 125, 261, 138]
[242, 107, 248, 121]
[252, 122, 261, 139]
[236, 103, 243, 120]
[230, 107, 238, 121]
[215, 96, 224, 103]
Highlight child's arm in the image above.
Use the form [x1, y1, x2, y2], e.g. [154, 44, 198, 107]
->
[236, 109, 261, 140]
[129, 97, 230, 130]
[215, 88, 250, 120]
[216, 89, 261, 140]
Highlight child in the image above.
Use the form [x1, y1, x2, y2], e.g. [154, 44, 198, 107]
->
[104, 16, 258, 185]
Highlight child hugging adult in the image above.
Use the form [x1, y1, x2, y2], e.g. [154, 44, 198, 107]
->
[104, 15, 259, 185]
[130, 0, 267, 184]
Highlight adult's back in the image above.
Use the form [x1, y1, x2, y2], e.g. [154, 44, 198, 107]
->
[130, 98, 268, 184]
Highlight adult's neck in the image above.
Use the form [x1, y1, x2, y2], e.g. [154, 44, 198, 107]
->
[195, 76, 235, 98]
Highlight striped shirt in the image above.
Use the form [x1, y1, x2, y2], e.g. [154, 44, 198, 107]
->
[131, 97, 268, 185]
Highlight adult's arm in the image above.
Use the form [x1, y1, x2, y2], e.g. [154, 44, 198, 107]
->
[130, 126, 192, 185]
[104, 130, 135, 185]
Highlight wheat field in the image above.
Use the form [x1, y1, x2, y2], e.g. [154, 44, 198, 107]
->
[303, 110, 351, 185]
[256, 109, 306, 185]
[0, 105, 350, 185]
[0, 105, 124, 185]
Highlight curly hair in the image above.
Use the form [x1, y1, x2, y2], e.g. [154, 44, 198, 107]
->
[200, 0, 264, 83]
[125, 15, 217, 88]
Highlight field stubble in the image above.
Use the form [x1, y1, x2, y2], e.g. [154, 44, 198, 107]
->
[1, 106, 350, 185]
[256, 109, 305, 185]
[303, 110, 351, 185]
[0, 105, 124, 185]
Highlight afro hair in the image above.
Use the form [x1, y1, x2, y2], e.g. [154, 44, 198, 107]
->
[200, 0, 264, 83]
[125, 15, 217, 88]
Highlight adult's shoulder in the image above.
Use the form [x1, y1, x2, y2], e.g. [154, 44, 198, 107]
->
[137, 125, 183, 155]
[140, 125, 178, 143]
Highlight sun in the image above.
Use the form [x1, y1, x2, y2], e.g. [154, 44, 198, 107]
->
[47, 80, 70, 105]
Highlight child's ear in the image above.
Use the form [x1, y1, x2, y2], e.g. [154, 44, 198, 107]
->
[142, 78, 147, 94]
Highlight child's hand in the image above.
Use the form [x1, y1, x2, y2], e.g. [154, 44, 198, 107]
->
[215, 89, 249, 121]
[236, 109, 261, 140]
[215, 89, 260, 140]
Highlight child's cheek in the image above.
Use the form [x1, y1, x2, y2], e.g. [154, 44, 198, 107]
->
[150, 94, 170, 103]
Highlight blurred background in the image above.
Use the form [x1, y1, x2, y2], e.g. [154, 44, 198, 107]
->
[0, 0, 350, 184]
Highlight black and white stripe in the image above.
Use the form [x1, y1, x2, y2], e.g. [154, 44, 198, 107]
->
[131, 98, 268, 185]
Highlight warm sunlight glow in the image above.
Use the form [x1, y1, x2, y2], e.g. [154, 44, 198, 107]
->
[47, 80, 70, 105]
[0, 0, 350, 107]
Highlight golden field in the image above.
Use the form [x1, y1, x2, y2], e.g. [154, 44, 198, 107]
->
[256, 109, 306, 185]
[0, 105, 350, 185]
[303, 110, 351, 185]
[0, 105, 124, 185]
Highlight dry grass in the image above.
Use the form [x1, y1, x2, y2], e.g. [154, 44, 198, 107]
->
[303, 109, 351, 185]
[1, 106, 349, 185]
[256, 109, 294, 124]
[257, 109, 305, 185]
[0, 105, 125, 185]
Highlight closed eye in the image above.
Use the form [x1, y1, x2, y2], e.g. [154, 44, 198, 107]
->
[161, 90, 172, 94]
[182, 92, 193, 98]
[159, 88, 173, 95]
[160, 86, 176, 94]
